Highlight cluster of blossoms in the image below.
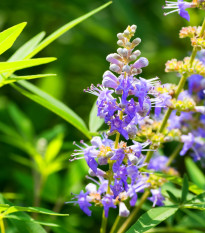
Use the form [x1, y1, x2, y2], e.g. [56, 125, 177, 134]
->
[68, 26, 170, 217]
[163, 0, 205, 21]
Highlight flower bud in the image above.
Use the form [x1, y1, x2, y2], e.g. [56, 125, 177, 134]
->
[119, 202, 130, 217]
[85, 183, 97, 193]
[123, 65, 131, 73]
[110, 64, 121, 73]
[132, 38, 141, 45]
[133, 57, 149, 69]
[117, 33, 124, 40]
[117, 40, 124, 47]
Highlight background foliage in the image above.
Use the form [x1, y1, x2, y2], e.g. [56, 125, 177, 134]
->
[0, 0, 204, 232]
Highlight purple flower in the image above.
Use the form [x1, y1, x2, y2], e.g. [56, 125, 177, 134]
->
[148, 154, 169, 171]
[110, 149, 125, 172]
[110, 117, 129, 140]
[188, 74, 203, 94]
[148, 189, 165, 207]
[71, 141, 99, 173]
[163, 0, 194, 21]
[77, 191, 92, 216]
[180, 133, 194, 156]
[134, 78, 149, 109]
[101, 194, 116, 218]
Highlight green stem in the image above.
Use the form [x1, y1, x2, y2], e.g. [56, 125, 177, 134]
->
[100, 210, 108, 233]
[109, 215, 122, 233]
[117, 190, 150, 233]
[0, 217, 5, 233]
[166, 144, 182, 167]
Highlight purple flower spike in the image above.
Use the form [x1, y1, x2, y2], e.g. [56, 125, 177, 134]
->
[102, 194, 116, 218]
[163, 0, 194, 21]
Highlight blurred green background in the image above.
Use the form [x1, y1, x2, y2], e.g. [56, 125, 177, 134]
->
[0, 0, 204, 232]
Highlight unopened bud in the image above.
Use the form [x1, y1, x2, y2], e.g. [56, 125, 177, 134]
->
[132, 38, 141, 45]
[117, 33, 124, 40]
[123, 65, 131, 73]
[110, 64, 121, 73]
[117, 40, 124, 47]
[124, 29, 130, 36]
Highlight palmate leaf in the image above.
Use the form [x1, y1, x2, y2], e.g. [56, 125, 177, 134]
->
[0, 22, 26, 56]
[12, 80, 91, 139]
[126, 206, 178, 233]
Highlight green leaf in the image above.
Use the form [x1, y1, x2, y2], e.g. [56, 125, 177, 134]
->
[11, 80, 91, 139]
[154, 172, 204, 195]
[0, 22, 27, 56]
[45, 134, 64, 162]
[1, 205, 69, 217]
[185, 157, 205, 189]
[89, 99, 104, 132]
[126, 206, 178, 233]
[25, 2, 112, 59]
[183, 192, 205, 211]
[181, 174, 189, 203]
[6, 215, 59, 227]
[4, 74, 56, 85]
[0, 58, 56, 74]
[8, 102, 34, 141]
[8, 31, 45, 62]
[166, 190, 179, 204]
[0, 195, 47, 233]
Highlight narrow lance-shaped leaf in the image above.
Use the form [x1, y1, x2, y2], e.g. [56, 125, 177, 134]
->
[185, 157, 205, 189]
[45, 134, 64, 162]
[11, 80, 91, 139]
[1, 205, 69, 217]
[3, 74, 56, 85]
[181, 174, 189, 203]
[183, 192, 205, 211]
[8, 31, 45, 62]
[25, 2, 112, 59]
[126, 206, 178, 233]
[0, 22, 27, 56]
[0, 58, 56, 74]
[154, 172, 204, 195]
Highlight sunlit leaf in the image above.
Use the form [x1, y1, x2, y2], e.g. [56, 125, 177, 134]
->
[1, 205, 68, 217]
[11, 80, 91, 139]
[4, 74, 56, 84]
[25, 2, 112, 59]
[0, 22, 26, 56]
[45, 134, 64, 162]
[8, 31, 45, 62]
[126, 206, 178, 233]
[0, 58, 56, 74]
[185, 157, 205, 190]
